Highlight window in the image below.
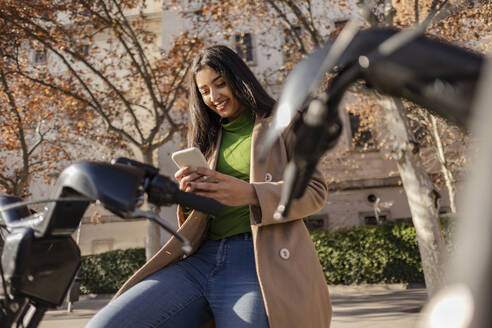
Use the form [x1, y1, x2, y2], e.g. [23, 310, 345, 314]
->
[404, 106, 431, 147]
[283, 26, 301, 63]
[349, 112, 376, 150]
[234, 33, 254, 64]
[80, 8, 91, 17]
[408, 119, 430, 146]
[182, 0, 205, 13]
[33, 48, 47, 64]
[4, 56, 14, 67]
[364, 215, 387, 225]
[359, 210, 391, 225]
[78, 44, 90, 57]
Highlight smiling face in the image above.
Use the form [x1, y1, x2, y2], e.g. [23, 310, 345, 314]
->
[195, 65, 244, 121]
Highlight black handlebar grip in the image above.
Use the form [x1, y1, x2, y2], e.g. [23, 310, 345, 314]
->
[174, 190, 223, 217]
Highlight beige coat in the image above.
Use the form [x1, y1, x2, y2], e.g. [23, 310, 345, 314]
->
[113, 116, 332, 327]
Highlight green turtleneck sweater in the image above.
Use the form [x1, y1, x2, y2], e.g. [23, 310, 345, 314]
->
[208, 110, 255, 240]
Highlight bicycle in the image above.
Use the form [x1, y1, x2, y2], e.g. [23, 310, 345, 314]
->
[0, 157, 222, 328]
[262, 25, 486, 328]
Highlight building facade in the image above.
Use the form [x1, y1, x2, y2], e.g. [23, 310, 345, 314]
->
[40, 1, 459, 255]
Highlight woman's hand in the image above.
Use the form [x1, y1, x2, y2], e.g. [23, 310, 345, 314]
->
[184, 167, 259, 207]
[174, 166, 204, 191]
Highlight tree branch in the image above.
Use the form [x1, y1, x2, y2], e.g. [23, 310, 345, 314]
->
[8, 12, 147, 143]
[264, 0, 307, 54]
[283, 0, 322, 46]
[0, 65, 30, 194]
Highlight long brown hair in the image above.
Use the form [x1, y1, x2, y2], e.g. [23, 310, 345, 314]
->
[187, 45, 276, 157]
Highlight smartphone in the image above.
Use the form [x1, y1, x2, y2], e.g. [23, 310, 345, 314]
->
[171, 147, 210, 170]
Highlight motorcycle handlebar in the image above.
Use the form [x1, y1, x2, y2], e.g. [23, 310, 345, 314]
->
[175, 189, 223, 217]
[0, 159, 223, 237]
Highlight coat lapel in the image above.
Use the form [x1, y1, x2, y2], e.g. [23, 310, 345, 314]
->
[250, 116, 271, 183]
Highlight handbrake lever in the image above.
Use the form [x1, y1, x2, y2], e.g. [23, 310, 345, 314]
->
[275, 93, 342, 219]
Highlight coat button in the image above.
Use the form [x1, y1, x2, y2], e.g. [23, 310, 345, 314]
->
[279, 248, 290, 260]
[265, 173, 273, 182]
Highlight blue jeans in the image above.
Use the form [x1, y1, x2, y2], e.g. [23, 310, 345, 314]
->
[86, 232, 269, 328]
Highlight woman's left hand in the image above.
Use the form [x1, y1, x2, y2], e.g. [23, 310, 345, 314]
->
[185, 168, 259, 207]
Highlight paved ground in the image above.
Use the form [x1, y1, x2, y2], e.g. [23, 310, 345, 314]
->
[329, 285, 427, 328]
[38, 285, 428, 328]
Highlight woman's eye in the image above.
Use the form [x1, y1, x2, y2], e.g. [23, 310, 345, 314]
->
[217, 81, 226, 88]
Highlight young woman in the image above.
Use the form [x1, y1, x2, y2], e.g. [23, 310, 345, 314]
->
[86, 45, 331, 328]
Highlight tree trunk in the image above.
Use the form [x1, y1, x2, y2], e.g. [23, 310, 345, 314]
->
[142, 149, 162, 260]
[380, 96, 447, 297]
[430, 114, 457, 213]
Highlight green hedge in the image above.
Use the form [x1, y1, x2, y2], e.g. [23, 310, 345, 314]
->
[312, 222, 424, 284]
[79, 220, 453, 293]
[79, 248, 146, 294]
[312, 217, 453, 285]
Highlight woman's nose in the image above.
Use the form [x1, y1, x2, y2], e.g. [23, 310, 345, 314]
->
[209, 87, 219, 102]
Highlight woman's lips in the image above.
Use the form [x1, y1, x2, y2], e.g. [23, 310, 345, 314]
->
[215, 99, 228, 111]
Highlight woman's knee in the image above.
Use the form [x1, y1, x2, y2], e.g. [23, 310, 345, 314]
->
[86, 265, 208, 328]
